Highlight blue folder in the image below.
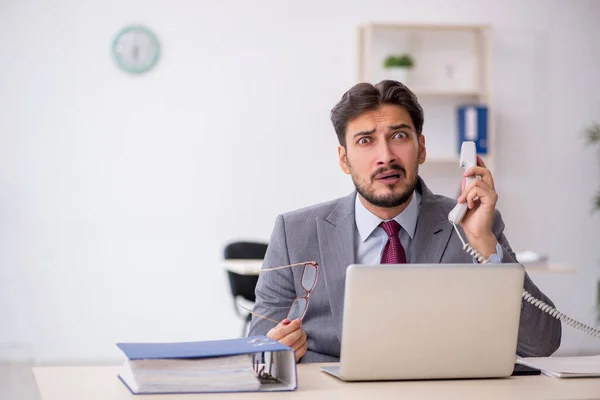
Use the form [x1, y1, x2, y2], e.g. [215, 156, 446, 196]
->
[458, 105, 488, 155]
[117, 335, 291, 360]
[116, 335, 297, 394]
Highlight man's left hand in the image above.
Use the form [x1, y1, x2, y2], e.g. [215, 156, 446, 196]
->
[456, 156, 498, 258]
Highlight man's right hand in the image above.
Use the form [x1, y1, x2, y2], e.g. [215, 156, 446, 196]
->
[266, 318, 307, 362]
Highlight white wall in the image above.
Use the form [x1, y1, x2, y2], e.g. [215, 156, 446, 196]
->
[0, 0, 599, 363]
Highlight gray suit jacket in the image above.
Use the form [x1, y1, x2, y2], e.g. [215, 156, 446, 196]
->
[248, 178, 562, 362]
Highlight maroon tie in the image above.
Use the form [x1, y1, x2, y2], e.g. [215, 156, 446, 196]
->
[380, 220, 407, 264]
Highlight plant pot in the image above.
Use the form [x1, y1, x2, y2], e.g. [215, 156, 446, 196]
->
[386, 67, 410, 84]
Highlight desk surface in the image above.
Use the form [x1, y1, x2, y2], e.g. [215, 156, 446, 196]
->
[223, 260, 577, 275]
[223, 259, 263, 275]
[33, 363, 600, 400]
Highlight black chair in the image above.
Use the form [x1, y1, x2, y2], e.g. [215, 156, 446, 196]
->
[224, 241, 268, 336]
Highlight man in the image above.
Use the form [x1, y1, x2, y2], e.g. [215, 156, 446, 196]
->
[247, 80, 562, 362]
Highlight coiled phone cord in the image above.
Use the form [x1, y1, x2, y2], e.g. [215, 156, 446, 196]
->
[452, 222, 600, 339]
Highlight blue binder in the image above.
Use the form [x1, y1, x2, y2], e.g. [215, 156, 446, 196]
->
[458, 105, 488, 155]
[116, 335, 297, 394]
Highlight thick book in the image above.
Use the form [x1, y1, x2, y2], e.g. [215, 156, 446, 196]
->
[116, 335, 297, 394]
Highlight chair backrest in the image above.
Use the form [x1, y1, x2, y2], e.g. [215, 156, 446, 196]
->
[224, 241, 268, 260]
[224, 241, 268, 303]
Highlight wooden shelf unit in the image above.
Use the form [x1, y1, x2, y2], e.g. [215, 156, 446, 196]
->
[357, 22, 494, 167]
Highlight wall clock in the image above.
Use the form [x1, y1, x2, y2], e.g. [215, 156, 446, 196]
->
[112, 25, 160, 74]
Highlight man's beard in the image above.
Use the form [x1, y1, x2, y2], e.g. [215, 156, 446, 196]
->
[350, 162, 419, 208]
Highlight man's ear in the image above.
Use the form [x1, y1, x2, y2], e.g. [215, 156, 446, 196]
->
[418, 135, 426, 165]
[338, 145, 350, 174]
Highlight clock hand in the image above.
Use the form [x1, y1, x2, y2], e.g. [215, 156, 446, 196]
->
[132, 44, 140, 65]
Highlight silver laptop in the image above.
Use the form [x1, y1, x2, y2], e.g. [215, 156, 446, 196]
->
[321, 263, 525, 381]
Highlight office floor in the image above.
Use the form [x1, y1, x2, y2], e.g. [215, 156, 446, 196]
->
[0, 364, 42, 400]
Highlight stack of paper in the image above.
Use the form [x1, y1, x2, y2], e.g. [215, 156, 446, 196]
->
[119, 354, 260, 394]
[116, 336, 296, 394]
[517, 355, 600, 378]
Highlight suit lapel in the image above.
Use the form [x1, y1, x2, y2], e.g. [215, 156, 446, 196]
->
[316, 192, 356, 337]
[409, 177, 453, 263]
[313, 181, 453, 340]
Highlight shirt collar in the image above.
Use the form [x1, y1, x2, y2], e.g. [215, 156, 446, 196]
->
[354, 190, 421, 242]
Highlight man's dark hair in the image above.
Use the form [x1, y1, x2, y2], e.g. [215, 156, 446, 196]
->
[330, 80, 424, 147]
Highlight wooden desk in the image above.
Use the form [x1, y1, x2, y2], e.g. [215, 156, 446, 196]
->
[223, 259, 577, 275]
[223, 259, 263, 275]
[33, 363, 600, 400]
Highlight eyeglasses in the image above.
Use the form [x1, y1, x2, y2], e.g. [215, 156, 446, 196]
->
[240, 261, 319, 324]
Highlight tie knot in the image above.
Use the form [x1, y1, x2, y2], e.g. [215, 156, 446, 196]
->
[380, 220, 401, 237]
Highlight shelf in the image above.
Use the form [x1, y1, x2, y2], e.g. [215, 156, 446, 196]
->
[357, 23, 491, 90]
[422, 156, 460, 164]
[421, 155, 491, 165]
[412, 89, 485, 98]
[357, 22, 494, 171]
[362, 22, 490, 31]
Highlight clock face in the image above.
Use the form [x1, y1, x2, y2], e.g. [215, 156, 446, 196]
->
[112, 25, 160, 74]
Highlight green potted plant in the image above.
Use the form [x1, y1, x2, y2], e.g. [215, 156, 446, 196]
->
[585, 123, 600, 212]
[383, 54, 415, 83]
[585, 122, 600, 322]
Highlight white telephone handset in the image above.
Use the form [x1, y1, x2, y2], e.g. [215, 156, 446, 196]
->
[450, 141, 600, 338]
[448, 141, 479, 225]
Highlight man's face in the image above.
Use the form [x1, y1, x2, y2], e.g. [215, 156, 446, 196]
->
[338, 104, 426, 209]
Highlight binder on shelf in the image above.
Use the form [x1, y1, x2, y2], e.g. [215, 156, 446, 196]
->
[116, 335, 297, 394]
[458, 105, 488, 155]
